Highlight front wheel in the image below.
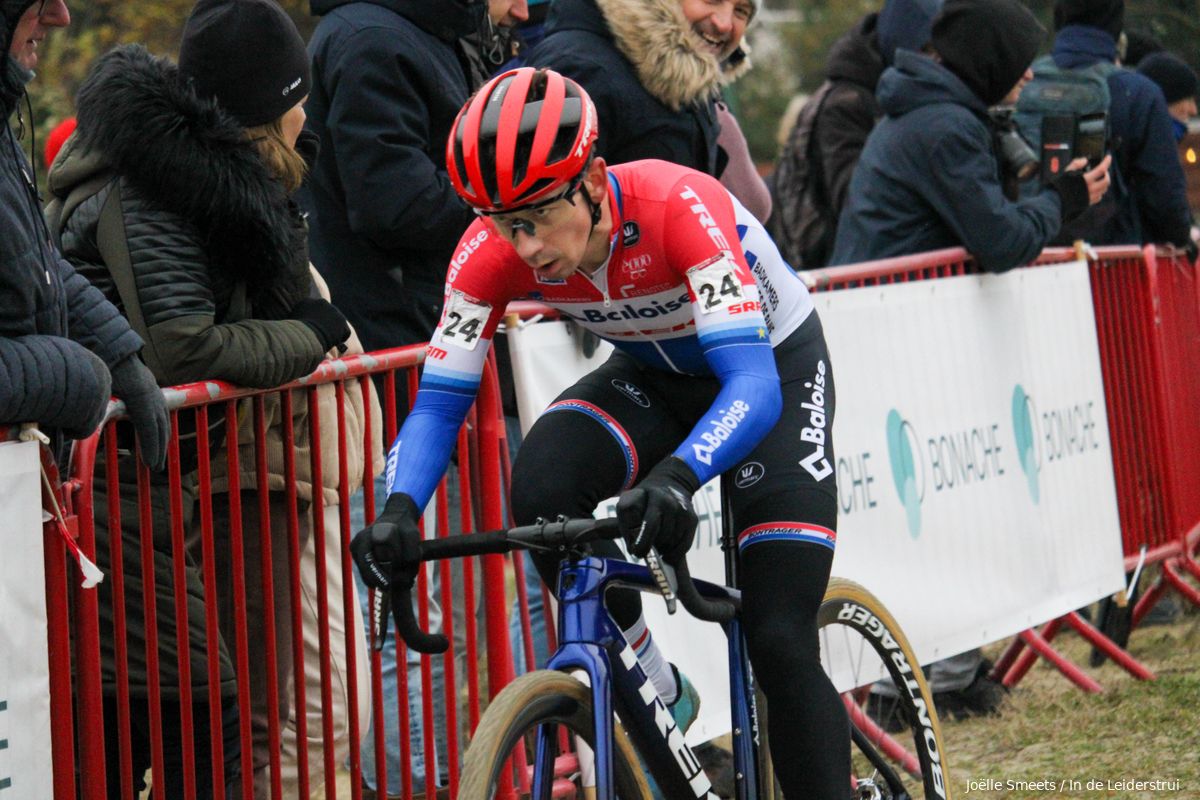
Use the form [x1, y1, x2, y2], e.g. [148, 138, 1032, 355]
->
[818, 578, 952, 800]
[460, 670, 651, 799]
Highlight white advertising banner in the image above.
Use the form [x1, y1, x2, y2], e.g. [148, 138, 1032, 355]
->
[506, 261, 1125, 742]
[0, 440, 54, 797]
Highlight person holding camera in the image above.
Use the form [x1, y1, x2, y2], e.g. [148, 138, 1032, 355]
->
[830, 0, 1110, 273]
[1042, 0, 1191, 250]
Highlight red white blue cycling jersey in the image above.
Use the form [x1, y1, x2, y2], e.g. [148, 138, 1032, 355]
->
[387, 160, 815, 507]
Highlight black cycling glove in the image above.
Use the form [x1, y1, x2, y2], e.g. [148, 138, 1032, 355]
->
[617, 456, 701, 563]
[350, 492, 422, 590]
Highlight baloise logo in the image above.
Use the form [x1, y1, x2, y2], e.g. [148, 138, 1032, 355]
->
[1011, 384, 1040, 504]
[885, 409, 924, 538]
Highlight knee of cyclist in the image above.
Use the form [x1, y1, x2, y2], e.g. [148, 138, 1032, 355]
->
[746, 621, 821, 686]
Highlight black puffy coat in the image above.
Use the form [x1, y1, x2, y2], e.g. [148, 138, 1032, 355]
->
[299, 0, 479, 352]
[528, 0, 741, 176]
[1, 0, 141, 434]
[46, 45, 327, 390]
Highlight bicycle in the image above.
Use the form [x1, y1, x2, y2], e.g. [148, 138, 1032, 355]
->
[383, 512, 952, 799]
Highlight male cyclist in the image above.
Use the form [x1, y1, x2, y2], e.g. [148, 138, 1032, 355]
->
[352, 67, 850, 797]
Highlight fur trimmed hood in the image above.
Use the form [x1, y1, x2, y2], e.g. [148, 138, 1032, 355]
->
[51, 44, 294, 293]
[593, 0, 750, 110]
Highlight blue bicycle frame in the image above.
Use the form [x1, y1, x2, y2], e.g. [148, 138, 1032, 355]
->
[537, 555, 764, 800]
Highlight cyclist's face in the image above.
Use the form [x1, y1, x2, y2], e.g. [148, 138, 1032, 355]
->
[489, 186, 595, 281]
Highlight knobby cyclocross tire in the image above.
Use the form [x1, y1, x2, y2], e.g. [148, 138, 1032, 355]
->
[818, 577, 953, 800]
[460, 670, 651, 799]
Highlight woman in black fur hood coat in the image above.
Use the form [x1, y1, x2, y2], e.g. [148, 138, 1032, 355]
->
[44, 2, 352, 795]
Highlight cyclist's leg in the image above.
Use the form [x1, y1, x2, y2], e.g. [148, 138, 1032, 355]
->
[729, 314, 850, 799]
[511, 351, 700, 701]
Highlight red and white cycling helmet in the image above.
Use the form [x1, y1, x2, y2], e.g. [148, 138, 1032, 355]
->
[447, 67, 598, 214]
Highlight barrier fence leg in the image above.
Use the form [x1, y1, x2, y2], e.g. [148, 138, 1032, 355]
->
[988, 635, 1028, 683]
[1162, 558, 1200, 609]
[72, 478, 109, 799]
[1006, 624, 1103, 694]
[1063, 612, 1155, 680]
[43, 517, 77, 800]
[842, 695, 921, 779]
[1132, 576, 1169, 630]
[1000, 619, 1064, 689]
[1182, 553, 1200, 582]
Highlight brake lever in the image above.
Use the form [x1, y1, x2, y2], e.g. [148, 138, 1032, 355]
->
[371, 587, 391, 652]
[646, 549, 678, 615]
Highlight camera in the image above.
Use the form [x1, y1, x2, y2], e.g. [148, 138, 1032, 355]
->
[1040, 112, 1108, 182]
[1074, 113, 1107, 168]
[989, 107, 1040, 182]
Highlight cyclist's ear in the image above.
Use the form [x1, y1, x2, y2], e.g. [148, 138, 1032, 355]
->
[583, 156, 608, 204]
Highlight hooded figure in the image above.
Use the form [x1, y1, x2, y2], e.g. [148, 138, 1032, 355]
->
[528, 0, 754, 176]
[772, 0, 942, 268]
[830, 0, 1097, 273]
[1046, 0, 1192, 246]
[1, 0, 166, 464]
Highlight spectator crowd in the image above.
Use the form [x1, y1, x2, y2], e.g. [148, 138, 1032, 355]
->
[2, 0, 1196, 797]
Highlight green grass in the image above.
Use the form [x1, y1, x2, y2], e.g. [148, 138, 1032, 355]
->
[943, 602, 1200, 799]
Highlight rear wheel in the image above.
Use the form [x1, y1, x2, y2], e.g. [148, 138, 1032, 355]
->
[460, 670, 651, 799]
[817, 578, 952, 800]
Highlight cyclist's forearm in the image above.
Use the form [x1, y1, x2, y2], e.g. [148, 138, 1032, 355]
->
[384, 390, 474, 510]
[672, 369, 781, 483]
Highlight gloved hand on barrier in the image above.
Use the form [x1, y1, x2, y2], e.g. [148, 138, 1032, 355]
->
[617, 456, 700, 564]
[350, 491, 422, 591]
[109, 355, 168, 471]
[289, 297, 350, 353]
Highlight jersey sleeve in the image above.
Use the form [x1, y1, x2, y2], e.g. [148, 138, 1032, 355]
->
[385, 221, 514, 509]
[661, 173, 783, 484]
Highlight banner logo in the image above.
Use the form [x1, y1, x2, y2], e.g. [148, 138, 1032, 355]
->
[886, 409, 924, 538]
[1011, 385, 1041, 504]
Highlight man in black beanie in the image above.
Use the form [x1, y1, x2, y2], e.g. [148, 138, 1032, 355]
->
[830, 0, 1110, 272]
[1041, 0, 1192, 247]
[1138, 52, 1198, 133]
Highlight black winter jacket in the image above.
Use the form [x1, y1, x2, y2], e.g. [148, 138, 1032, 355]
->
[830, 52, 1063, 273]
[299, 0, 479, 352]
[773, 14, 884, 268]
[46, 45, 327, 390]
[528, 0, 740, 176]
[1, 0, 142, 434]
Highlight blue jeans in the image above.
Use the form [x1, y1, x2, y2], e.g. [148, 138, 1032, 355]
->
[351, 473, 462, 791]
[508, 550, 552, 673]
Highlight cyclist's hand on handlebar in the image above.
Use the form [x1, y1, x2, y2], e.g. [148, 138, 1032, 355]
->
[617, 456, 700, 563]
[350, 492, 421, 590]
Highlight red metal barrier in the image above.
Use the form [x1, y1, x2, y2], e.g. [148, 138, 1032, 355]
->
[52, 344, 523, 799]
